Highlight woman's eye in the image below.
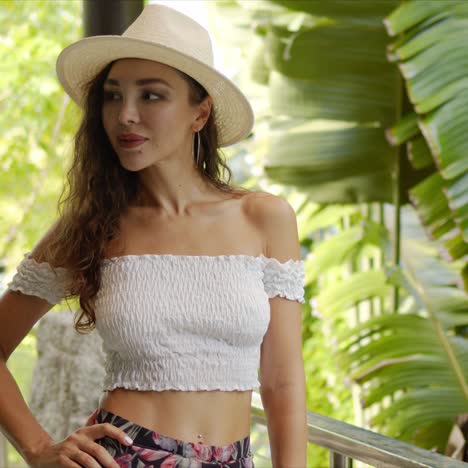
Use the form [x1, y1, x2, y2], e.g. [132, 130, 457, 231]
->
[103, 91, 119, 101]
[103, 91, 160, 101]
[143, 92, 161, 100]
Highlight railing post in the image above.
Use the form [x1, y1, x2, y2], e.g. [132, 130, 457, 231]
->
[0, 433, 7, 468]
[330, 451, 351, 468]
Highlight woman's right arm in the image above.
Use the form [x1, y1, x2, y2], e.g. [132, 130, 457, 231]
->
[0, 289, 56, 463]
[0, 264, 133, 467]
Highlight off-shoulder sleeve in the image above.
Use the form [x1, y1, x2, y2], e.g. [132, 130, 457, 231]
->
[261, 255, 306, 304]
[6, 251, 72, 305]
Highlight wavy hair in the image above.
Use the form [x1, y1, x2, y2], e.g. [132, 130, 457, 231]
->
[36, 60, 250, 334]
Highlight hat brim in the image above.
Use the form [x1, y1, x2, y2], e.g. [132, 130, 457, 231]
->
[56, 36, 254, 147]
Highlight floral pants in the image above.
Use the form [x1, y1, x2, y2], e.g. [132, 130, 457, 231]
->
[86, 407, 255, 467]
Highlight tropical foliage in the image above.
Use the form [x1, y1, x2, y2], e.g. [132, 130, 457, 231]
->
[0, 0, 82, 268]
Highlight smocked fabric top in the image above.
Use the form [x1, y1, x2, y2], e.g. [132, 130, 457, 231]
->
[6, 252, 306, 392]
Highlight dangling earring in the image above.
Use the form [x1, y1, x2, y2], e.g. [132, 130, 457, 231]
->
[193, 131, 200, 166]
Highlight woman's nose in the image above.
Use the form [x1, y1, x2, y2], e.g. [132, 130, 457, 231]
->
[118, 99, 140, 125]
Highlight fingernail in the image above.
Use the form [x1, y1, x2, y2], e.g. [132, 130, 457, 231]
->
[124, 436, 133, 445]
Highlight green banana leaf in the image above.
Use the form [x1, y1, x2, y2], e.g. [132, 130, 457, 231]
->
[334, 263, 468, 449]
[306, 220, 388, 282]
[385, 1, 468, 260]
[246, 0, 468, 256]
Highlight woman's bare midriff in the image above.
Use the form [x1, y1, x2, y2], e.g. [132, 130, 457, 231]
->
[99, 189, 269, 447]
[99, 389, 253, 446]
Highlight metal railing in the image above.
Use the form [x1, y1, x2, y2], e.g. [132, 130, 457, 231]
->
[251, 393, 465, 468]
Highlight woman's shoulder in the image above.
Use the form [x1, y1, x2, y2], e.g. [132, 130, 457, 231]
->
[241, 190, 299, 251]
[241, 189, 292, 220]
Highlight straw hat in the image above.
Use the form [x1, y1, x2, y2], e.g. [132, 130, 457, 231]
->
[56, 3, 254, 147]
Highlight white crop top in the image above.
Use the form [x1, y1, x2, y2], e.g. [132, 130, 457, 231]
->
[6, 252, 306, 392]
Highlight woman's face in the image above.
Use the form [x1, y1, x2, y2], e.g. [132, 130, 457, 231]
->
[101, 58, 208, 171]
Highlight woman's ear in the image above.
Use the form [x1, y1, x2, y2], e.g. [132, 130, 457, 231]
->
[194, 95, 212, 131]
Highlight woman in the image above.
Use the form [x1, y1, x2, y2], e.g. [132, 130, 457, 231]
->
[0, 4, 308, 468]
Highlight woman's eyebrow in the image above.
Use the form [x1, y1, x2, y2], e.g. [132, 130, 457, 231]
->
[104, 78, 172, 88]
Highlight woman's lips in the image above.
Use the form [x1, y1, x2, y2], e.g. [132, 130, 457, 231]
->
[118, 139, 147, 149]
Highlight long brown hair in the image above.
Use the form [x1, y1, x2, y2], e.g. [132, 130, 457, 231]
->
[36, 60, 250, 334]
